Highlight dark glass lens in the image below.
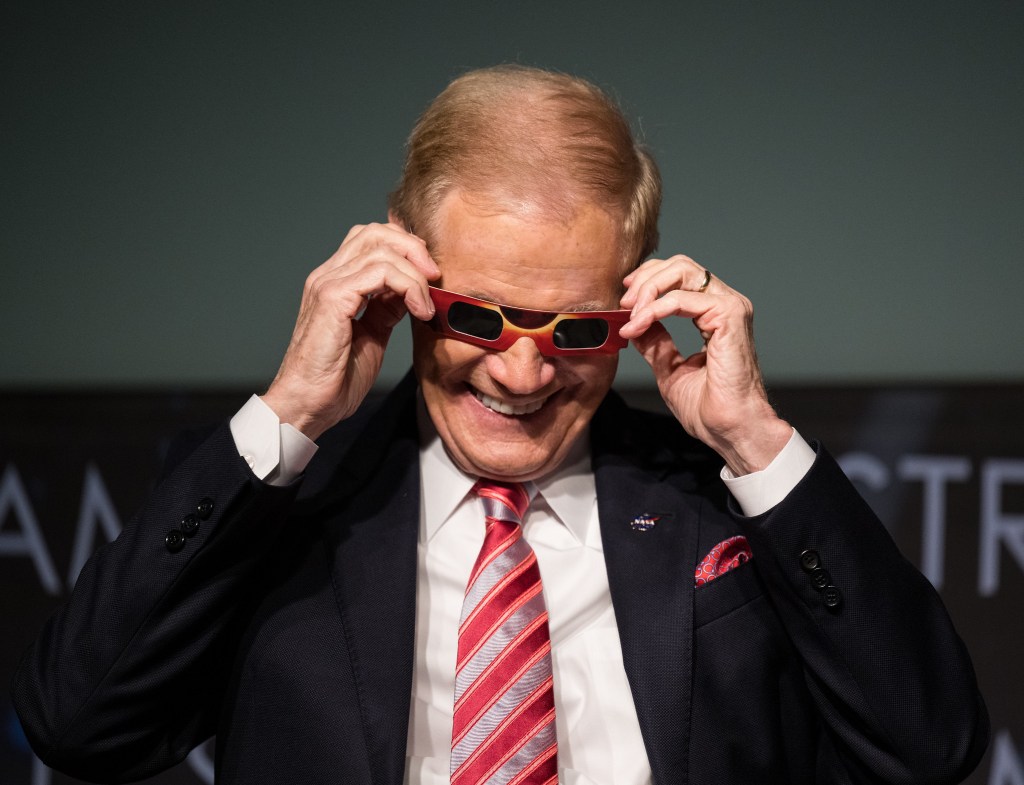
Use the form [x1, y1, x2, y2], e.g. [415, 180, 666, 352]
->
[448, 301, 503, 340]
[552, 318, 610, 349]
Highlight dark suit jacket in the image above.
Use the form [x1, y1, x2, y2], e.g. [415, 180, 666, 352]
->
[13, 374, 988, 784]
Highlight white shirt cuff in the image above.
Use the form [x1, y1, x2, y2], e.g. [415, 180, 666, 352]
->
[720, 429, 815, 517]
[229, 395, 318, 486]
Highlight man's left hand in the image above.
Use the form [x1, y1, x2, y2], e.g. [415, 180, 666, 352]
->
[619, 255, 793, 476]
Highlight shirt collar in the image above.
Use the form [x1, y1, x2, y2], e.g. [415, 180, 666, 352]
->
[417, 392, 596, 546]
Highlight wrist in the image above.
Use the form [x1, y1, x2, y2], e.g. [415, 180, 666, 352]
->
[714, 415, 794, 477]
[261, 388, 330, 442]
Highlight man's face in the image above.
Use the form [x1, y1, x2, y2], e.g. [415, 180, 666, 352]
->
[411, 190, 625, 482]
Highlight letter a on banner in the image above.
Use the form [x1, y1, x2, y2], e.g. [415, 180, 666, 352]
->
[68, 463, 123, 588]
[0, 464, 61, 595]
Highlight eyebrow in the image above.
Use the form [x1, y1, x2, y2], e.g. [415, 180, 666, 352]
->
[568, 300, 612, 312]
[463, 290, 614, 313]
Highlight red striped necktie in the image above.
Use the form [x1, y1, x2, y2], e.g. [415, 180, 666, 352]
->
[450, 480, 558, 785]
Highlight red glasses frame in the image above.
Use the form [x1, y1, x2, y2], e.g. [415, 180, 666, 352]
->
[426, 286, 630, 356]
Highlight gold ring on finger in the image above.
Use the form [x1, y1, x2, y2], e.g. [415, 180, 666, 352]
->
[697, 268, 712, 293]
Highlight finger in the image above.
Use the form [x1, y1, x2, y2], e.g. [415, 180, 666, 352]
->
[310, 222, 440, 289]
[385, 217, 427, 245]
[369, 221, 439, 276]
[326, 257, 437, 321]
[307, 239, 439, 319]
[631, 319, 707, 379]
[622, 257, 673, 291]
[357, 290, 408, 341]
[621, 255, 719, 311]
[621, 257, 676, 306]
[620, 289, 722, 339]
[630, 319, 677, 367]
[341, 223, 367, 245]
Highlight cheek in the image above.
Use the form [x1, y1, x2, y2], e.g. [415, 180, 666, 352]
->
[412, 323, 484, 384]
[560, 355, 619, 398]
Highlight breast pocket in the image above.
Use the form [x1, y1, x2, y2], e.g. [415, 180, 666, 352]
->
[693, 559, 763, 629]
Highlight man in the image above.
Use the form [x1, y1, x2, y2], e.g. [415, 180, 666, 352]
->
[13, 66, 987, 784]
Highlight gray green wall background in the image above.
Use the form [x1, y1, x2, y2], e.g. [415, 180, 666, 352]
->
[3, 1, 1022, 389]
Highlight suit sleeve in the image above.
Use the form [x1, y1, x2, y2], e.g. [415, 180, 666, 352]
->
[736, 443, 989, 784]
[11, 423, 302, 783]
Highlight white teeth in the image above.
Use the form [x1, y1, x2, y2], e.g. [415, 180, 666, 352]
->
[475, 390, 546, 416]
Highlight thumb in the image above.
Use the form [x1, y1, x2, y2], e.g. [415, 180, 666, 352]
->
[359, 291, 408, 341]
[630, 320, 684, 378]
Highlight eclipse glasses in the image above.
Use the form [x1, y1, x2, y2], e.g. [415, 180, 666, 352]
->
[426, 286, 630, 356]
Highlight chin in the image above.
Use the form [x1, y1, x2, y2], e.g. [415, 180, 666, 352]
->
[445, 416, 576, 481]
[435, 393, 584, 481]
[449, 448, 563, 483]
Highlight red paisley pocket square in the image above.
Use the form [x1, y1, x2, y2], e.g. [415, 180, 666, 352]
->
[695, 535, 753, 587]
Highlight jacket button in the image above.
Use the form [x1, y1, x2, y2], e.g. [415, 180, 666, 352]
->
[809, 568, 831, 591]
[165, 529, 186, 553]
[197, 498, 214, 520]
[181, 513, 200, 537]
[799, 549, 821, 573]
[823, 585, 843, 609]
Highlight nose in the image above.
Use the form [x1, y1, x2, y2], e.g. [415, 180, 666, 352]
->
[485, 336, 556, 395]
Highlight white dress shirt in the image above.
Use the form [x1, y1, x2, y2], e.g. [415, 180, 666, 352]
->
[229, 393, 815, 784]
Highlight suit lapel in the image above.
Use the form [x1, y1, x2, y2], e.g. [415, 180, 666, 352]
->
[304, 376, 422, 785]
[592, 394, 700, 785]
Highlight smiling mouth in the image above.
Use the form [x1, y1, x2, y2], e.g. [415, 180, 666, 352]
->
[473, 388, 548, 416]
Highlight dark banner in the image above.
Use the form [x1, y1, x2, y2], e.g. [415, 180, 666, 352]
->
[1, 385, 1021, 784]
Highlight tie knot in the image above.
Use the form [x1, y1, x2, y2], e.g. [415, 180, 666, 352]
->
[473, 479, 532, 525]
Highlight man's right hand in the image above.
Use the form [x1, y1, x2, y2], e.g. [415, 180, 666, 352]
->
[261, 221, 439, 440]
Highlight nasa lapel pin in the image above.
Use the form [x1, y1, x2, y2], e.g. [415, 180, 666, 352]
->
[629, 512, 662, 532]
